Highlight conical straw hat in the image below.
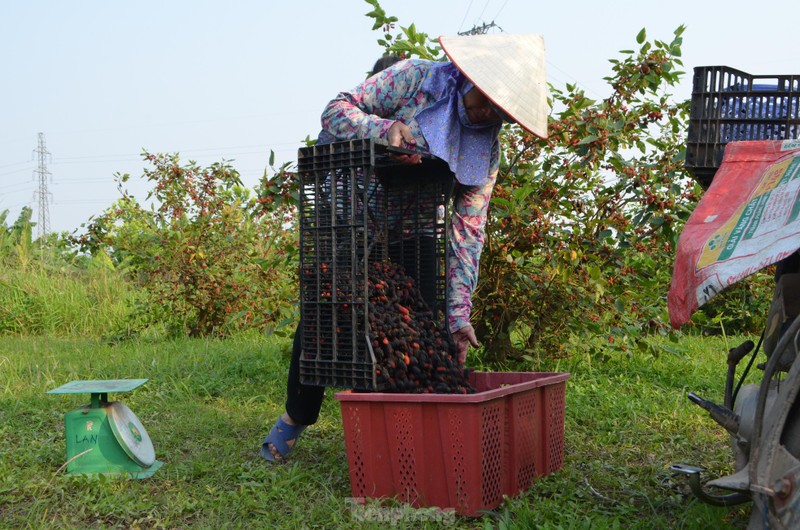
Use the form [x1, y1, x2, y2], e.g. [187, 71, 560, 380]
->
[439, 33, 548, 139]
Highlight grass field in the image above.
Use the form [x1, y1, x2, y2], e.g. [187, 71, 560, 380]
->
[0, 332, 759, 529]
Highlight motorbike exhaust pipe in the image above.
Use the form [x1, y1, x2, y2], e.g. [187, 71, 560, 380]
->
[687, 392, 740, 435]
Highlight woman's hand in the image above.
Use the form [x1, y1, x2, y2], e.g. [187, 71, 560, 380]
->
[452, 324, 479, 365]
[387, 121, 422, 164]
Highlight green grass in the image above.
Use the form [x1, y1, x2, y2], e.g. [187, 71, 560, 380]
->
[0, 263, 135, 336]
[0, 332, 759, 529]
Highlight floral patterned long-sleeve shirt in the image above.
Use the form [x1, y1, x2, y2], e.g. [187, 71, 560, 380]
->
[320, 59, 499, 333]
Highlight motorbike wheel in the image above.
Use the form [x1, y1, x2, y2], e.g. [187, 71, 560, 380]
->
[749, 314, 800, 529]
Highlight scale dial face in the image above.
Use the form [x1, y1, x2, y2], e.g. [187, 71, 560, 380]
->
[108, 402, 156, 467]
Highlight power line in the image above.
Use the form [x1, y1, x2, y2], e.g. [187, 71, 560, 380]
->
[48, 140, 304, 164]
[1, 202, 33, 211]
[55, 199, 118, 205]
[458, 21, 503, 36]
[474, 0, 491, 27]
[52, 157, 145, 166]
[0, 160, 32, 170]
[0, 166, 34, 177]
[53, 178, 112, 185]
[458, 0, 505, 37]
[492, 0, 510, 21]
[0, 181, 35, 192]
[458, 0, 475, 33]
[451, 0, 600, 98]
[33, 132, 52, 240]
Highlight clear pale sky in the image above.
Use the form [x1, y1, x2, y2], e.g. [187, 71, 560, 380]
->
[2, 0, 798, 235]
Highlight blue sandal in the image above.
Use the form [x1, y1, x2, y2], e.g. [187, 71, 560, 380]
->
[261, 416, 306, 462]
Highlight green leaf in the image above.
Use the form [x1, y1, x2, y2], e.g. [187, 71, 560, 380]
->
[636, 28, 646, 44]
[491, 197, 511, 209]
[513, 186, 533, 202]
[659, 345, 687, 359]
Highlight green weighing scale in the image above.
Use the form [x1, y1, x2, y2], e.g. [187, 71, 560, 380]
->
[46, 379, 162, 478]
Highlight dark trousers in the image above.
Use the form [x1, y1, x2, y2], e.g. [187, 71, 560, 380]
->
[285, 127, 329, 426]
[285, 322, 325, 426]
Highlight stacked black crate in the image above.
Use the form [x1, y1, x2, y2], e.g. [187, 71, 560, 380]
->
[686, 66, 800, 188]
[297, 139, 453, 390]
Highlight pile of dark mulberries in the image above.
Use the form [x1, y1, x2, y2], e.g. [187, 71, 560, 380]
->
[367, 260, 475, 394]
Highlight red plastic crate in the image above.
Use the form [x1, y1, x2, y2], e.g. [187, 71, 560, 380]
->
[334, 371, 569, 516]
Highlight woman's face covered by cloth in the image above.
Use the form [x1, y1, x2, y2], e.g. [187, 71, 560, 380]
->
[462, 87, 503, 125]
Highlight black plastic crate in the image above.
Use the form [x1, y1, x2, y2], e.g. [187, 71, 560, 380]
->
[297, 139, 453, 390]
[686, 65, 800, 188]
